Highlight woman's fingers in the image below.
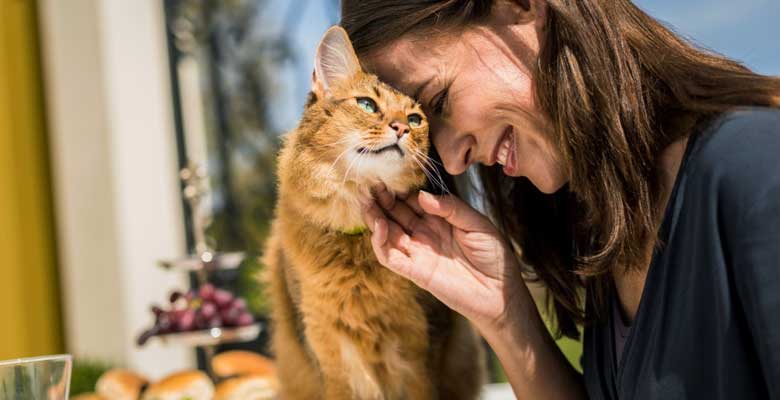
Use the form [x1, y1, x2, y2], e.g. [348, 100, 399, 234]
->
[376, 188, 423, 234]
[418, 190, 494, 232]
[362, 203, 411, 254]
[368, 207, 388, 246]
[405, 192, 425, 215]
[363, 205, 416, 279]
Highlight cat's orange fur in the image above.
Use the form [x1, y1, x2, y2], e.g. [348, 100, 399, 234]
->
[263, 27, 485, 399]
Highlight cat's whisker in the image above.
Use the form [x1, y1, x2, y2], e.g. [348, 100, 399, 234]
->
[329, 135, 360, 144]
[426, 166, 451, 196]
[408, 146, 438, 174]
[353, 147, 371, 188]
[408, 147, 451, 195]
[412, 147, 445, 170]
[320, 137, 375, 180]
[413, 156, 448, 196]
[322, 136, 361, 149]
[417, 151, 448, 183]
[425, 155, 444, 168]
[409, 153, 435, 187]
[415, 151, 451, 196]
[324, 143, 363, 179]
[308, 138, 359, 170]
[341, 147, 368, 186]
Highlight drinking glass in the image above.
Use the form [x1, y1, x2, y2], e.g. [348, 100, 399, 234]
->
[0, 354, 72, 400]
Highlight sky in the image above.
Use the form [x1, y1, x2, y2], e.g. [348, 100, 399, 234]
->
[295, 0, 779, 80]
[634, 0, 780, 75]
[280, 0, 779, 132]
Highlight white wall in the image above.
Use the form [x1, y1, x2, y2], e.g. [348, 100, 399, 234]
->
[38, 0, 194, 378]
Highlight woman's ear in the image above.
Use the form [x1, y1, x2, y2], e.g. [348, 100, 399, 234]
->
[530, 0, 548, 29]
[312, 26, 362, 99]
[494, 0, 547, 26]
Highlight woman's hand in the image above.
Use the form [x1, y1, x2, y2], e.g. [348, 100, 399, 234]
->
[362, 188, 527, 330]
[364, 188, 587, 400]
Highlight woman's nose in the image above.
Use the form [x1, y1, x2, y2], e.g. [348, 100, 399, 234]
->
[436, 132, 475, 176]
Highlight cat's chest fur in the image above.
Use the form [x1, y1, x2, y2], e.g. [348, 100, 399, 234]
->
[280, 213, 429, 336]
[276, 211, 439, 398]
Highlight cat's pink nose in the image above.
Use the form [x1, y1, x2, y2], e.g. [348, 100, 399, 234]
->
[390, 121, 410, 138]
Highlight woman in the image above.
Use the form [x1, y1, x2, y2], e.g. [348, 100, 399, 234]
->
[344, 0, 780, 399]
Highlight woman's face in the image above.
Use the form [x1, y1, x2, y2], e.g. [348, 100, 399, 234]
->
[365, 1, 568, 194]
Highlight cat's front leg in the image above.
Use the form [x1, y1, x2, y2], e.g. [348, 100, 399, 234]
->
[398, 348, 436, 400]
[306, 321, 384, 400]
[435, 315, 486, 400]
[402, 364, 435, 400]
[379, 334, 435, 400]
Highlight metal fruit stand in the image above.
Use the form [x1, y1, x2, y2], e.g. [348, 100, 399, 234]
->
[142, 164, 262, 379]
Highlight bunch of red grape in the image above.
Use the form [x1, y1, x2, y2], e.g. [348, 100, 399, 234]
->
[137, 284, 254, 345]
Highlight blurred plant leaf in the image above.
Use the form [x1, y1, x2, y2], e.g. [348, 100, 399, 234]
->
[69, 359, 113, 396]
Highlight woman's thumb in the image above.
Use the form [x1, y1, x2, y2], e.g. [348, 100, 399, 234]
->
[418, 191, 493, 232]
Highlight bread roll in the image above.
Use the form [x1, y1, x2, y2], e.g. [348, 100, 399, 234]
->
[95, 369, 148, 400]
[141, 370, 214, 400]
[214, 374, 277, 400]
[211, 351, 275, 378]
[70, 393, 105, 400]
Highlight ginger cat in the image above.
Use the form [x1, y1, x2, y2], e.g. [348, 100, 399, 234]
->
[263, 26, 485, 400]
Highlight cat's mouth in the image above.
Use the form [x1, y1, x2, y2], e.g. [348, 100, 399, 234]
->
[357, 144, 404, 157]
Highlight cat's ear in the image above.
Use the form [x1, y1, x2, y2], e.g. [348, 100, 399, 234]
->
[312, 26, 362, 98]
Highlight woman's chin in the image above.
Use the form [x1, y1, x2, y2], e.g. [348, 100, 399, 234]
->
[517, 170, 568, 194]
[537, 175, 569, 194]
[538, 180, 568, 194]
[509, 153, 568, 194]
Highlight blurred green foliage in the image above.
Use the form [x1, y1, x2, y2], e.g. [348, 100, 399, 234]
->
[238, 255, 271, 316]
[69, 359, 113, 396]
[489, 322, 583, 384]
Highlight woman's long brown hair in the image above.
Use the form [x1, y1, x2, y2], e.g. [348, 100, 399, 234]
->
[341, 0, 780, 339]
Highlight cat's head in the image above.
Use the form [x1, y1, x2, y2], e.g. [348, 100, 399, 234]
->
[298, 26, 430, 195]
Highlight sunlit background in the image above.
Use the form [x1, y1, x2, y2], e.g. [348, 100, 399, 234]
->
[636, 0, 780, 74]
[0, 0, 777, 398]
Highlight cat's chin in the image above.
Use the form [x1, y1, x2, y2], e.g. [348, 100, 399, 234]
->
[344, 150, 406, 176]
[337, 172, 424, 206]
[340, 151, 423, 188]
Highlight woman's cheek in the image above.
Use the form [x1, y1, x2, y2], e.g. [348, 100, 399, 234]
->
[517, 138, 568, 193]
[450, 94, 495, 130]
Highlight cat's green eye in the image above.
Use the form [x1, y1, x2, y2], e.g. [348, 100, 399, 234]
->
[408, 114, 423, 128]
[356, 97, 378, 114]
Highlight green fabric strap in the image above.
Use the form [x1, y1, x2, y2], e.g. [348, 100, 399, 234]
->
[340, 226, 368, 236]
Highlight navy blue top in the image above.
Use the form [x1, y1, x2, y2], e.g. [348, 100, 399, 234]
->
[582, 108, 780, 399]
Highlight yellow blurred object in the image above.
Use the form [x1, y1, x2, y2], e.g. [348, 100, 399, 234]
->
[214, 374, 277, 400]
[0, 0, 64, 358]
[211, 351, 276, 379]
[70, 394, 106, 400]
[96, 369, 149, 400]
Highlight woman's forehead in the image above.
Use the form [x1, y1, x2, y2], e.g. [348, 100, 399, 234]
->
[364, 35, 453, 98]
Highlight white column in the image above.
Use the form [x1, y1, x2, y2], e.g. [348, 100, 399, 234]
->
[38, 0, 194, 378]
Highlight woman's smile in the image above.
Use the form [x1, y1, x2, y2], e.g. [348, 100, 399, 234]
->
[494, 126, 517, 175]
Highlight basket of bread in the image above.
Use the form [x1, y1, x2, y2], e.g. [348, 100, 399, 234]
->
[71, 351, 277, 400]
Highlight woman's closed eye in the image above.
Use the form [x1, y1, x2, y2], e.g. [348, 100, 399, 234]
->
[430, 86, 450, 117]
